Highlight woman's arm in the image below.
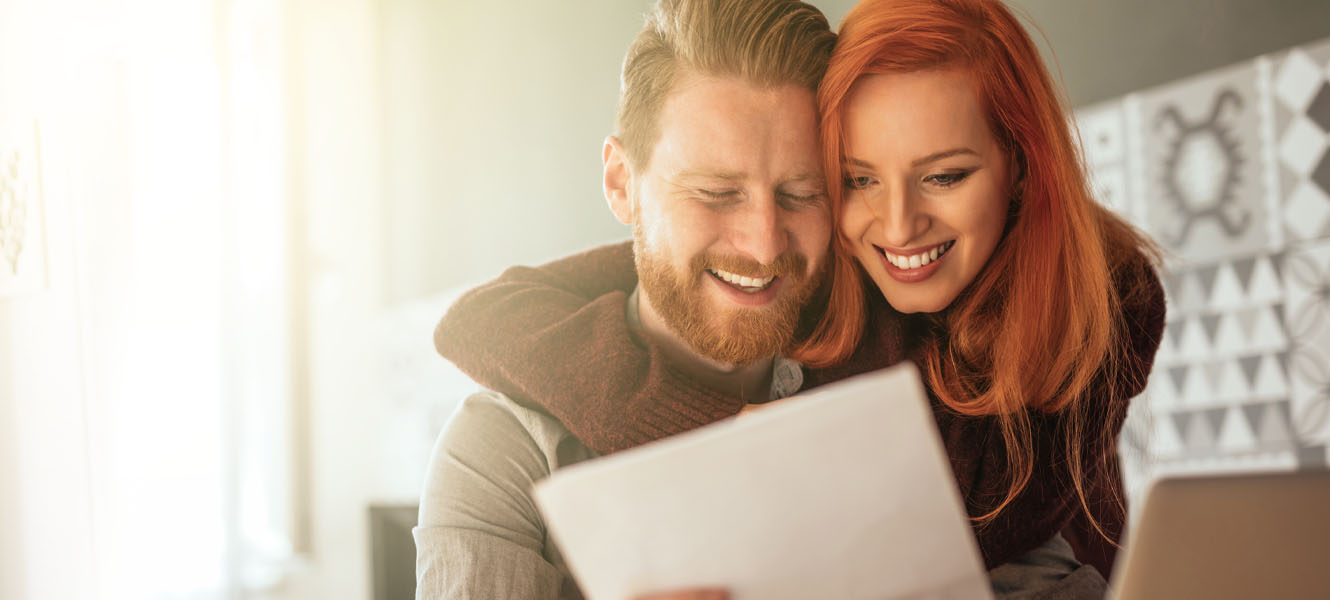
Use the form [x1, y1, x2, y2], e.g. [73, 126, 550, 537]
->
[434, 242, 744, 455]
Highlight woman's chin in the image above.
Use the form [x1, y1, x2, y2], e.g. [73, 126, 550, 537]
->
[875, 282, 958, 315]
[858, 253, 965, 315]
[887, 299, 945, 315]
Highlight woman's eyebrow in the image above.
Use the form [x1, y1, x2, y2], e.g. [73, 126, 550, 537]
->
[910, 147, 978, 167]
[846, 149, 981, 170]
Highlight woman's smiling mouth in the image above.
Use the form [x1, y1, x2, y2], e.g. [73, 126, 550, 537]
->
[874, 240, 955, 283]
[881, 240, 955, 270]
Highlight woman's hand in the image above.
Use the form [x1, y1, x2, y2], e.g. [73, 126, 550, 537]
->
[631, 588, 729, 600]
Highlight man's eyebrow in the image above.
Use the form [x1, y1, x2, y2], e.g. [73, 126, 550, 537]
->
[671, 170, 825, 187]
[673, 169, 745, 181]
[782, 171, 825, 183]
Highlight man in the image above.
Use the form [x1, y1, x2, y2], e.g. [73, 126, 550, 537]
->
[414, 0, 837, 597]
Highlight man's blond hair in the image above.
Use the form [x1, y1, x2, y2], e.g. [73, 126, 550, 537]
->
[617, 0, 836, 169]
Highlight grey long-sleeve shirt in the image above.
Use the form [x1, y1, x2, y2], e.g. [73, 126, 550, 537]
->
[415, 391, 594, 599]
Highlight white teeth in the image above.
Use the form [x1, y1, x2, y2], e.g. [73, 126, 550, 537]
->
[885, 241, 953, 271]
[710, 268, 774, 290]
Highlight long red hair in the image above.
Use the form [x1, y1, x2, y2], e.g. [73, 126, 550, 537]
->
[791, 0, 1158, 540]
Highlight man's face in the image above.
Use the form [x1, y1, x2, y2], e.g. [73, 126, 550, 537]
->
[621, 71, 831, 365]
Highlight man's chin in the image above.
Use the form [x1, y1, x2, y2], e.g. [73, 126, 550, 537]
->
[639, 257, 813, 366]
[685, 311, 793, 366]
[691, 341, 781, 367]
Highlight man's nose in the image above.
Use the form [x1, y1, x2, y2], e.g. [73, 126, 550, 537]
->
[731, 195, 788, 266]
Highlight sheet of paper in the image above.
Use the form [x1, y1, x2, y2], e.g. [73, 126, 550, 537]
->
[533, 364, 993, 600]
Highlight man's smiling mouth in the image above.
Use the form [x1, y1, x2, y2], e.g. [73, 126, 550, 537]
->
[708, 268, 776, 292]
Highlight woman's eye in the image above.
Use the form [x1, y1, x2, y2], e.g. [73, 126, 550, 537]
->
[925, 171, 973, 187]
[843, 175, 874, 189]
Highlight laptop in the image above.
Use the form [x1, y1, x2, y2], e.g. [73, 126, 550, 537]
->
[1109, 470, 1330, 599]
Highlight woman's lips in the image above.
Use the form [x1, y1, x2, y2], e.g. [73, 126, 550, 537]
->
[875, 242, 951, 283]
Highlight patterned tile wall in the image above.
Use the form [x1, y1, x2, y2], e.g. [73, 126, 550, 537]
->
[1076, 36, 1330, 508]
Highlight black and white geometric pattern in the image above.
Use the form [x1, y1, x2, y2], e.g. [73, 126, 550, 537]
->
[1138, 63, 1272, 260]
[1077, 36, 1330, 507]
[1283, 241, 1330, 447]
[1079, 102, 1139, 224]
[1274, 45, 1330, 241]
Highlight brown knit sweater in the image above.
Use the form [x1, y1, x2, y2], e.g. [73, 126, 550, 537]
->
[434, 240, 1166, 578]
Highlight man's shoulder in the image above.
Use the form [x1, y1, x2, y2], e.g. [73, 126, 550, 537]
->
[416, 390, 587, 598]
[419, 390, 597, 528]
[441, 390, 598, 472]
[455, 389, 564, 430]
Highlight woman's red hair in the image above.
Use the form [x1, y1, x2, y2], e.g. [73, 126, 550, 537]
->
[791, 0, 1158, 541]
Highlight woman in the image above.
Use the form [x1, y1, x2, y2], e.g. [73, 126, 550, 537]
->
[434, 0, 1164, 589]
[796, 0, 1165, 568]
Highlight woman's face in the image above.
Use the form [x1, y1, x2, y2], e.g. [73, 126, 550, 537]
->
[840, 69, 1011, 314]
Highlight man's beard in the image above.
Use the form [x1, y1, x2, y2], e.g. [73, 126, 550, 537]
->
[634, 224, 823, 366]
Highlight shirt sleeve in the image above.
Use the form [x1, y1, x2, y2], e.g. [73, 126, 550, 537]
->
[413, 392, 579, 600]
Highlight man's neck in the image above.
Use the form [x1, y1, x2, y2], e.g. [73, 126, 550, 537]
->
[628, 286, 774, 402]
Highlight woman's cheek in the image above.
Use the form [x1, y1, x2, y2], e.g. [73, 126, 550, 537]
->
[839, 195, 872, 245]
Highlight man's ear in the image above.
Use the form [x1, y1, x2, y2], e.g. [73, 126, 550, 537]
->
[603, 136, 635, 225]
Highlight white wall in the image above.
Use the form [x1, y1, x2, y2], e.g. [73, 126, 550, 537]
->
[0, 1, 287, 598]
[279, 0, 387, 597]
[0, 1, 141, 596]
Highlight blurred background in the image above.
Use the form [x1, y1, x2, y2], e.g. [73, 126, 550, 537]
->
[2, 0, 1329, 598]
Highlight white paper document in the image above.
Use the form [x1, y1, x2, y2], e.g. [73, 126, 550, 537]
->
[532, 364, 993, 600]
